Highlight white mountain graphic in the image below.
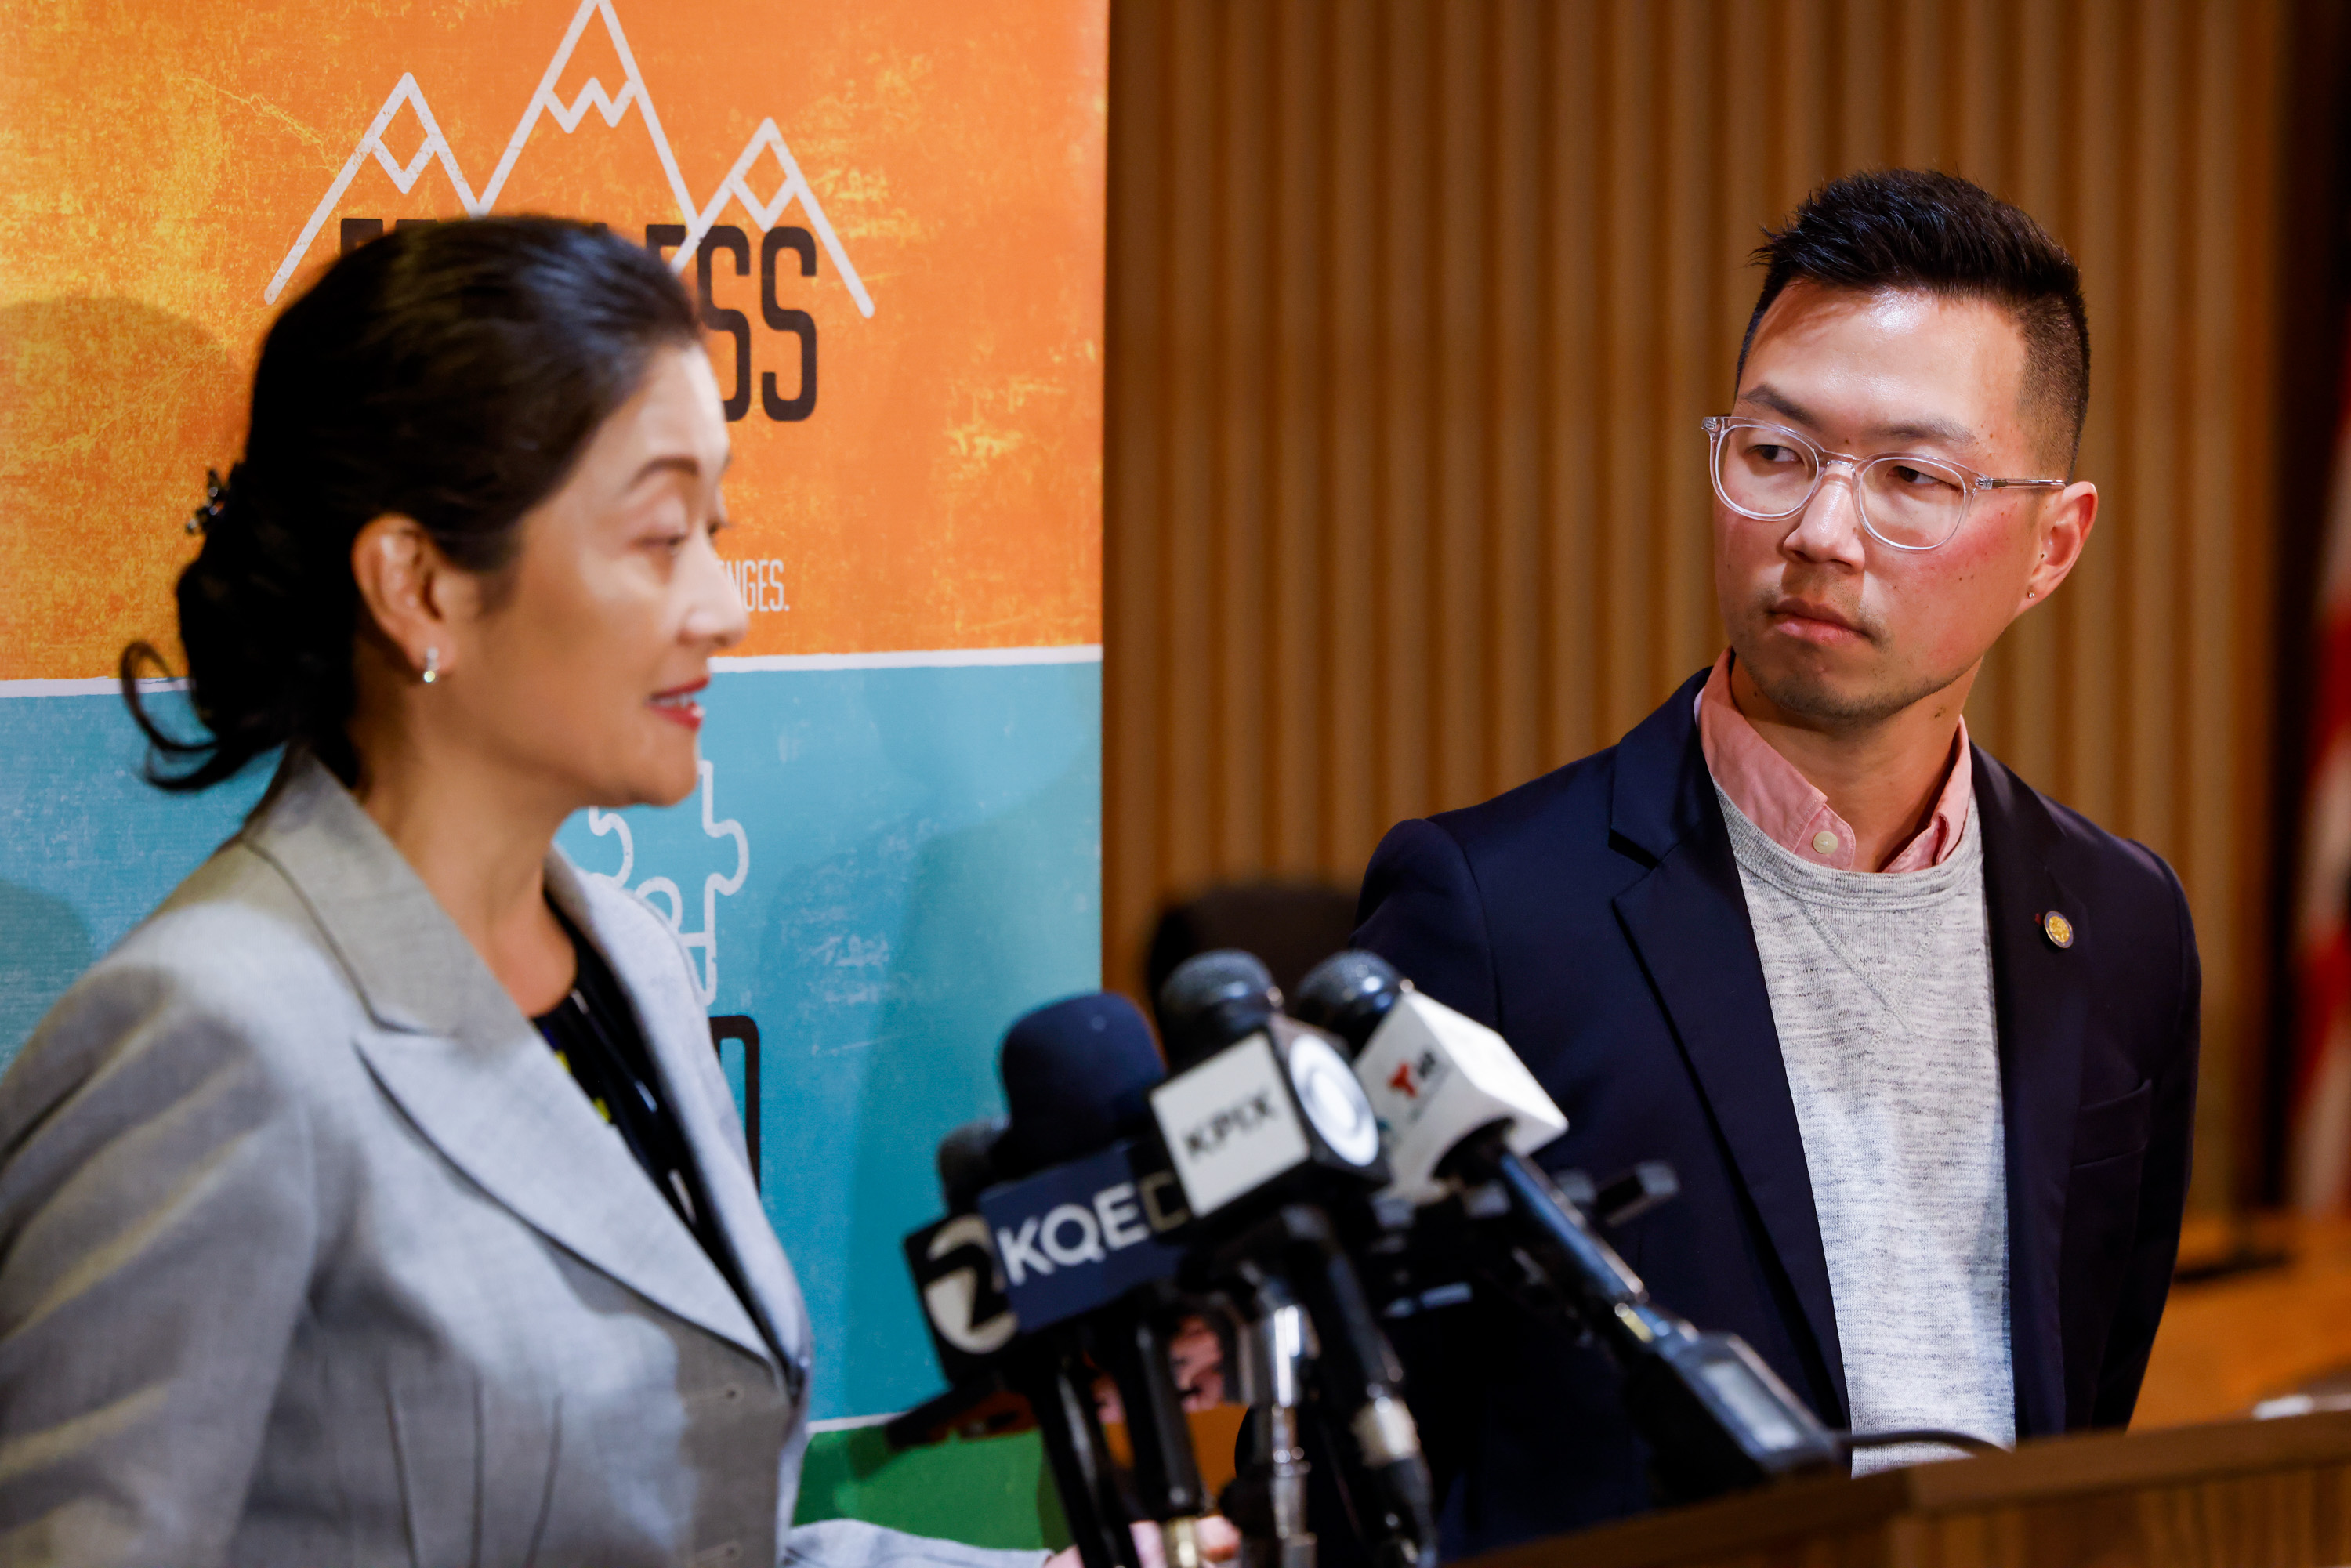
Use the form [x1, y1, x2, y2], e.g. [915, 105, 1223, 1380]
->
[266, 0, 874, 320]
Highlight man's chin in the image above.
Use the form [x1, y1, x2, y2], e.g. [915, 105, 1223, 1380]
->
[1737, 645, 1960, 731]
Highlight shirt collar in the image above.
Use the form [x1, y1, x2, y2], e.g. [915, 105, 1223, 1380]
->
[1694, 650, 1972, 873]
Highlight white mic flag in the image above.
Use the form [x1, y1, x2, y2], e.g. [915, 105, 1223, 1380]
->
[1353, 990, 1568, 1204]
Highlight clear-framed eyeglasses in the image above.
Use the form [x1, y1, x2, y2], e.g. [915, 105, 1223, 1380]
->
[1701, 415, 2066, 552]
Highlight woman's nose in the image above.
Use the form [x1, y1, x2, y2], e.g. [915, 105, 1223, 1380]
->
[686, 551, 751, 649]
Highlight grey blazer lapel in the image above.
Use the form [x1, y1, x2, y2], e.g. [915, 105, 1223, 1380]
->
[551, 857, 814, 1387]
[245, 761, 770, 1365]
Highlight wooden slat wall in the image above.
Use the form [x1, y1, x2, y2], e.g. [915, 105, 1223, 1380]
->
[1105, 0, 2285, 1205]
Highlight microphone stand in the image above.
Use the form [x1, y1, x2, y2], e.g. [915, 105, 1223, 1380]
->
[1088, 1281, 1213, 1568]
[1447, 1130, 1843, 1501]
[1204, 1205, 1437, 1568]
[1222, 1280, 1317, 1568]
[1006, 1336, 1143, 1568]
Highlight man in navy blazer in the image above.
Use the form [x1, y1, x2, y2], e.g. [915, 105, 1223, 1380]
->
[1354, 170, 2197, 1554]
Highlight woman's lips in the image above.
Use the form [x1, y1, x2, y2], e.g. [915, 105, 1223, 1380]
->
[649, 679, 707, 730]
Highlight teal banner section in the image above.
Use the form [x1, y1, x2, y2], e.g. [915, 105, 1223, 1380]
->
[0, 658, 1102, 1424]
[554, 661, 1102, 1418]
[0, 693, 266, 1059]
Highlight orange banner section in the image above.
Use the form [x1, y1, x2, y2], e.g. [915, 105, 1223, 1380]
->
[0, 0, 1106, 679]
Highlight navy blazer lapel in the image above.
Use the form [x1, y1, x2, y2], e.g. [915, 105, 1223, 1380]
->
[1607, 672, 1848, 1424]
[1971, 749, 2086, 1437]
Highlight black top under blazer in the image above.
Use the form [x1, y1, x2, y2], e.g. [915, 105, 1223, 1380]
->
[1352, 668, 2200, 1555]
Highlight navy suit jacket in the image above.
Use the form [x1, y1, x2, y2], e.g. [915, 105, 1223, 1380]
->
[1353, 668, 2199, 1555]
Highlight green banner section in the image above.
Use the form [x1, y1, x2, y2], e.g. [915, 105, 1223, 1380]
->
[797, 1426, 1070, 1551]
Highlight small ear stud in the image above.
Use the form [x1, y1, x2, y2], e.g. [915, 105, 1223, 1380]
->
[421, 646, 440, 685]
[187, 469, 228, 535]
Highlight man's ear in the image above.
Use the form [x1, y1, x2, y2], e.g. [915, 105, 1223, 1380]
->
[351, 516, 473, 680]
[2020, 481, 2097, 608]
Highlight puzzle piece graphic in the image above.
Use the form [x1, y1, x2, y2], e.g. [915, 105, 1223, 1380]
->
[585, 758, 748, 1006]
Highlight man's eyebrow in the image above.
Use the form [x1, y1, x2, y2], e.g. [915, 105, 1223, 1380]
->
[1738, 384, 1818, 427]
[1737, 383, 1977, 451]
[1880, 415, 1976, 447]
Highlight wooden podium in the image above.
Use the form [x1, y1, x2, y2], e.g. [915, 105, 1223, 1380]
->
[1463, 1410, 2351, 1568]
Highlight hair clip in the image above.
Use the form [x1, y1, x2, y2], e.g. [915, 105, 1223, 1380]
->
[187, 468, 228, 535]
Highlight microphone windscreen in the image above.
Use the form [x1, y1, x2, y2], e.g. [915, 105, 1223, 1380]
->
[995, 992, 1166, 1178]
[1155, 949, 1281, 1067]
[936, 1116, 1009, 1211]
[1291, 950, 1407, 1054]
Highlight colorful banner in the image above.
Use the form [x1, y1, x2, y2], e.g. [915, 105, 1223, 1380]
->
[0, 0, 1106, 1541]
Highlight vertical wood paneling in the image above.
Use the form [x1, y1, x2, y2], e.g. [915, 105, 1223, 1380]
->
[1541, 0, 1599, 766]
[1489, 0, 1544, 800]
[1995, 0, 2063, 791]
[1324, 0, 1377, 873]
[1104, 0, 2288, 1206]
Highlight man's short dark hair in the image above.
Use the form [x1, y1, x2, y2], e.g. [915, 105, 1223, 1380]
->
[1738, 168, 2090, 471]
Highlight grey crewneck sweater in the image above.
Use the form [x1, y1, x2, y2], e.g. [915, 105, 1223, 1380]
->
[1716, 785, 2014, 1471]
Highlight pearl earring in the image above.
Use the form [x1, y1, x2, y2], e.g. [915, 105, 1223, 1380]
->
[421, 646, 440, 685]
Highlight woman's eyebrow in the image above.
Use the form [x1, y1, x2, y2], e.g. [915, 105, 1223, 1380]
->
[626, 454, 705, 488]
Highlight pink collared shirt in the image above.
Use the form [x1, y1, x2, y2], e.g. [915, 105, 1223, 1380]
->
[1695, 650, 1972, 874]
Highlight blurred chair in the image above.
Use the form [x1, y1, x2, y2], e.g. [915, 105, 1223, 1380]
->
[1143, 880, 1359, 1012]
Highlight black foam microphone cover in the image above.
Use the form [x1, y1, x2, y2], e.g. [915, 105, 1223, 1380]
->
[1155, 949, 1281, 1068]
[994, 991, 1167, 1179]
[936, 1115, 1009, 1211]
[1290, 950, 1408, 1056]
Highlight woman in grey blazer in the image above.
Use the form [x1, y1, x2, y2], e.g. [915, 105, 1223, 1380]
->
[0, 220, 1121, 1568]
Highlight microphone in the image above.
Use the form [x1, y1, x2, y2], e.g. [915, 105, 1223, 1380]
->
[996, 992, 1168, 1178]
[1150, 952, 1386, 1216]
[1292, 954, 1565, 1206]
[901, 1117, 1017, 1389]
[1154, 949, 1284, 1067]
[1152, 953, 1435, 1568]
[994, 994, 1215, 1568]
[1291, 952, 1843, 1502]
[938, 1115, 1009, 1213]
[976, 994, 1192, 1333]
[897, 996, 1176, 1568]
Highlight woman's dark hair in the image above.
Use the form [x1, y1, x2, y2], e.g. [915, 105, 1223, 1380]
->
[1737, 168, 2091, 471]
[121, 216, 700, 791]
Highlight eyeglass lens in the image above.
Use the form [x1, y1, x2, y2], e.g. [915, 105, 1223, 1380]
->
[1715, 424, 1969, 550]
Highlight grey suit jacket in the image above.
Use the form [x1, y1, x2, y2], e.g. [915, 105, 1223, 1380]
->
[0, 761, 1045, 1568]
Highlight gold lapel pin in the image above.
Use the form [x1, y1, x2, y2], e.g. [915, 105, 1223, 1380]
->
[2041, 911, 2075, 950]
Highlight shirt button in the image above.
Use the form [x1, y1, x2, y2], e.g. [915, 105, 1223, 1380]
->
[1811, 831, 1840, 855]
